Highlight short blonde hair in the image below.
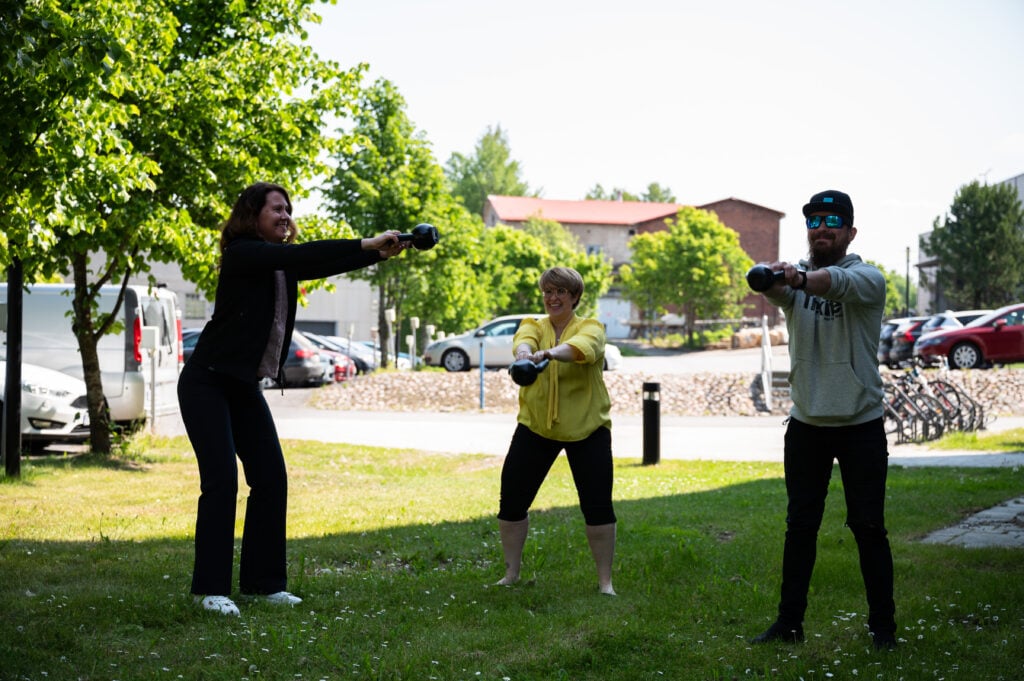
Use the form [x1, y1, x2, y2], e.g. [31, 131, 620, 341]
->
[539, 267, 584, 309]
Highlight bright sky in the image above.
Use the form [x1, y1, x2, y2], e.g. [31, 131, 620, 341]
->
[305, 0, 1024, 277]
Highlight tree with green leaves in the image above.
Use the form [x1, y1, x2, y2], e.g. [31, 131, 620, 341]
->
[926, 181, 1024, 309]
[487, 216, 613, 318]
[585, 184, 639, 202]
[618, 207, 753, 344]
[324, 78, 452, 366]
[444, 125, 531, 217]
[2, 0, 362, 453]
[642, 183, 676, 203]
[585, 182, 676, 203]
[867, 260, 917, 317]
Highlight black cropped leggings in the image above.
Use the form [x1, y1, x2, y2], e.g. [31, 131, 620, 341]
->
[498, 423, 616, 526]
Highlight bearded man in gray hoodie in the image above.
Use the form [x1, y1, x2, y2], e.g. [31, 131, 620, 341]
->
[749, 189, 897, 651]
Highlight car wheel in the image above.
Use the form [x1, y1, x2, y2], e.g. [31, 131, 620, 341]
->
[441, 348, 470, 372]
[949, 342, 982, 369]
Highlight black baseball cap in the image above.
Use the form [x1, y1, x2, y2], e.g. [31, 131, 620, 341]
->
[802, 189, 854, 226]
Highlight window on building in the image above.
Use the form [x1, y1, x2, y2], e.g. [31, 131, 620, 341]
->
[184, 292, 206, 319]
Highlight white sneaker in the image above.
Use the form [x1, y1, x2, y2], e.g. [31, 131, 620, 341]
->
[259, 591, 302, 606]
[194, 595, 240, 616]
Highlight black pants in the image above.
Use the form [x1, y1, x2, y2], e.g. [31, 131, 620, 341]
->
[178, 365, 288, 596]
[778, 417, 896, 635]
[498, 424, 616, 526]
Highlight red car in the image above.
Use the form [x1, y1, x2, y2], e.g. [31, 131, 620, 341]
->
[915, 303, 1024, 369]
[297, 330, 357, 383]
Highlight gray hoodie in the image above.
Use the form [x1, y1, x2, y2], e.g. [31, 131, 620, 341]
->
[766, 253, 886, 426]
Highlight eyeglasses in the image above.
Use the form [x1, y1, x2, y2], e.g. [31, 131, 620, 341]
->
[542, 287, 570, 298]
[806, 215, 846, 229]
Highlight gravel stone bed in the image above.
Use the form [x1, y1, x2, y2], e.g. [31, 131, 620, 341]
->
[311, 367, 1024, 418]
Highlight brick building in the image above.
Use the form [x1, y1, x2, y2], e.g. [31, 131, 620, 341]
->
[483, 195, 785, 335]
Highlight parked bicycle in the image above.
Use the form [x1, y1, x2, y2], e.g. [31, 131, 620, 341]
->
[882, 359, 991, 444]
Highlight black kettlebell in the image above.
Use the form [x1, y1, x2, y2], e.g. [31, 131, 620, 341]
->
[397, 223, 439, 251]
[508, 357, 551, 386]
[745, 264, 785, 292]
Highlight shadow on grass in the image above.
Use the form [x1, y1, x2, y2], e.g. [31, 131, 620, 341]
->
[2, 463, 1023, 680]
[7, 449, 153, 473]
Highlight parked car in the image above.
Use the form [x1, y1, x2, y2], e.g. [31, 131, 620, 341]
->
[1, 282, 183, 427]
[359, 341, 413, 370]
[181, 327, 202, 364]
[603, 343, 623, 371]
[421, 314, 622, 372]
[324, 336, 380, 373]
[886, 316, 931, 367]
[323, 348, 357, 383]
[878, 317, 912, 366]
[0, 361, 91, 452]
[305, 332, 378, 374]
[297, 331, 356, 383]
[914, 302, 1024, 369]
[272, 330, 325, 388]
[912, 309, 992, 365]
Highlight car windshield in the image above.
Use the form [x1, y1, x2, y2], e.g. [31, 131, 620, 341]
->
[964, 307, 1015, 328]
[483, 320, 521, 337]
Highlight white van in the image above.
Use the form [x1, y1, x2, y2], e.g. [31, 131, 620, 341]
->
[0, 283, 183, 427]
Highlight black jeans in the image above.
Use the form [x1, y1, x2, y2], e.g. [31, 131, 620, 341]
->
[498, 424, 616, 526]
[178, 364, 288, 597]
[778, 417, 896, 635]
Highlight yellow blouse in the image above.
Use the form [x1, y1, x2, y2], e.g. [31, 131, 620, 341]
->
[513, 315, 612, 442]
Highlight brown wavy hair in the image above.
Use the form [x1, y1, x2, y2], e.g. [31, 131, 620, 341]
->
[219, 182, 297, 253]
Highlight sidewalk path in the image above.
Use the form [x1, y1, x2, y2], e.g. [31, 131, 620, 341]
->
[158, 392, 1024, 467]
[236, 395, 1024, 466]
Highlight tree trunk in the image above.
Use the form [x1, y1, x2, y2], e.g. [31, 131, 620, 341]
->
[71, 253, 120, 455]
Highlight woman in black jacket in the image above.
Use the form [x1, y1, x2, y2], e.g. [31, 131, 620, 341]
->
[178, 182, 407, 616]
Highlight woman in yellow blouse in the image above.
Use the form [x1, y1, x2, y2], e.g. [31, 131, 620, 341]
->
[496, 266, 616, 595]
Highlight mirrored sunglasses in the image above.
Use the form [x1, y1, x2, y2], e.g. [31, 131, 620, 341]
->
[806, 215, 846, 229]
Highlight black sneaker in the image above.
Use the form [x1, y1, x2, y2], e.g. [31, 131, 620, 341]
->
[871, 631, 897, 651]
[749, 621, 804, 644]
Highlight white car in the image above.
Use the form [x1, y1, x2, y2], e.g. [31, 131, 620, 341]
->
[422, 314, 622, 372]
[0, 361, 91, 451]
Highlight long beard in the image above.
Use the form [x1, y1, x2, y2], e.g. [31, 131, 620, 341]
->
[809, 237, 846, 268]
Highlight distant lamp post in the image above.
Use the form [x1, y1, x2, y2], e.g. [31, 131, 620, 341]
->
[385, 308, 396, 367]
[409, 317, 420, 370]
[905, 246, 910, 316]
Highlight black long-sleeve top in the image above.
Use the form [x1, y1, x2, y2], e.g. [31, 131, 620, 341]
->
[186, 236, 381, 384]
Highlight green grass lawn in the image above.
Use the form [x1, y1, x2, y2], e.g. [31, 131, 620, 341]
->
[928, 427, 1024, 452]
[1, 435, 1022, 680]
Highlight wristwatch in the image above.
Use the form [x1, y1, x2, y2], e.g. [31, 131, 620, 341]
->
[793, 270, 808, 290]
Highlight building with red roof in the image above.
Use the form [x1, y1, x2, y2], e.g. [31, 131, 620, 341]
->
[484, 194, 785, 334]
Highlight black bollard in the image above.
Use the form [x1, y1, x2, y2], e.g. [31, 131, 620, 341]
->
[642, 382, 660, 465]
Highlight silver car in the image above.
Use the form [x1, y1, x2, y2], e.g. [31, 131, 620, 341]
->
[0, 361, 91, 451]
[422, 314, 622, 372]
